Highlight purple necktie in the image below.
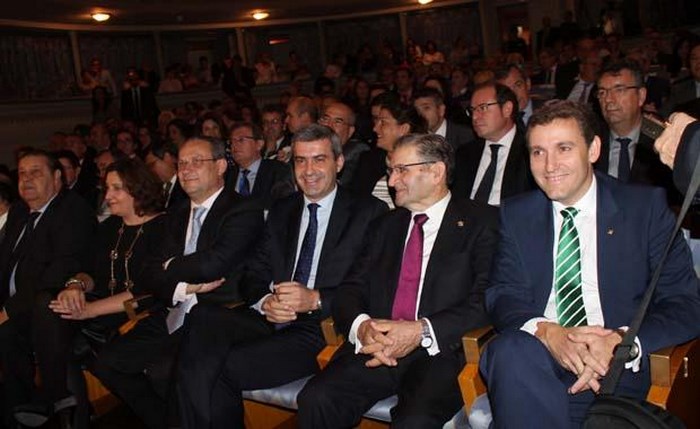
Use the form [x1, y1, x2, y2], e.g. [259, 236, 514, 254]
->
[391, 214, 429, 321]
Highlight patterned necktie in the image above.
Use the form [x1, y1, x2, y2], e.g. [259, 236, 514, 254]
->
[392, 214, 429, 321]
[292, 203, 319, 285]
[238, 169, 251, 196]
[474, 144, 501, 204]
[184, 207, 205, 256]
[555, 207, 587, 327]
[616, 137, 631, 183]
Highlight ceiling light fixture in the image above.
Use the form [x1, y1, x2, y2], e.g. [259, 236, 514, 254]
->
[252, 11, 269, 20]
[418, 0, 433, 4]
[91, 12, 111, 22]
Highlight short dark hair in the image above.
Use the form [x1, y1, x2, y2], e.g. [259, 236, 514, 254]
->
[495, 63, 528, 83]
[292, 124, 342, 159]
[262, 103, 285, 117]
[413, 87, 444, 106]
[105, 158, 164, 216]
[229, 122, 264, 140]
[378, 99, 428, 133]
[198, 112, 228, 139]
[147, 141, 178, 160]
[18, 148, 62, 175]
[526, 100, 598, 147]
[182, 136, 227, 160]
[55, 150, 79, 169]
[472, 82, 519, 122]
[598, 59, 644, 87]
[394, 133, 455, 184]
[370, 91, 400, 108]
[290, 96, 319, 122]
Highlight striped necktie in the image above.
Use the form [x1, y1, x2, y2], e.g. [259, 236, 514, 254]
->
[555, 207, 587, 327]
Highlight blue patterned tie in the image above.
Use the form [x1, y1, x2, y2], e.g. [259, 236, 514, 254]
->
[238, 169, 251, 196]
[293, 203, 319, 285]
[184, 207, 205, 256]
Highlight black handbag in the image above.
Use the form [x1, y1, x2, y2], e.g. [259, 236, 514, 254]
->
[583, 149, 700, 429]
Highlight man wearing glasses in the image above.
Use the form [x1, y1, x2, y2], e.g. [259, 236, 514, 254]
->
[318, 101, 370, 186]
[451, 82, 535, 206]
[228, 122, 294, 208]
[593, 60, 679, 204]
[298, 133, 497, 428]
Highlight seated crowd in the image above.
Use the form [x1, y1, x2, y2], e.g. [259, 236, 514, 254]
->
[0, 28, 700, 429]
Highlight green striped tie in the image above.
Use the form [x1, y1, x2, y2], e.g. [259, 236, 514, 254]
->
[555, 207, 588, 327]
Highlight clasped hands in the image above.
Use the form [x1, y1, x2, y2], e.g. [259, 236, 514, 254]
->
[357, 318, 422, 368]
[261, 282, 320, 323]
[535, 322, 623, 395]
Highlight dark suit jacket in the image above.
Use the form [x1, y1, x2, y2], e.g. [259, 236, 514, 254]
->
[486, 173, 700, 356]
[673, 120, 700, 199]
[166, 180, 188, 211]
[444, 120, 474, 151]
[120, 85, 159, 125]
[348, 147, 393, 198]
[143, 187, 265, 306]
[338, 138, 371, 187]
[451, 129, 535, 203]
[229, 159, 295, 209]
[594, 125, 681, 205]
[555, 60, 580, 100]
[663, 78, 698, 117]
[0, 190, 96, 318]
[333, 196, 498, 354]
[242, 187, 388, 321]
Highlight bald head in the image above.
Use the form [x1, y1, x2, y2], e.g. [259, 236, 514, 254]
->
[319, 102, 356, 145]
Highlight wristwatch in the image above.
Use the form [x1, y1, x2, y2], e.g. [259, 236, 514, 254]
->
[420, 319, 433, 348]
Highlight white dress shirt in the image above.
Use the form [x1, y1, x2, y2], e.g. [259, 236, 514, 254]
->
[567, 78, 595, 102]
[434, 118, 447, 138]
[470, 125, 517, 206]
[520, 176, 641, 370]
[607, 125, 641, 178]
[348, 192, 452, 356]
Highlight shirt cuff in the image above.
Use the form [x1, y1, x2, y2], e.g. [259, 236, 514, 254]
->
[618, 326, 643, 372]
[172, 282, 190, 306]
[421, 317, 440, 356]
[349, 313, 371, 353]
[163, 257, 175, 270]
[521, 317, 556, 336]
[251, 293, 273, 314]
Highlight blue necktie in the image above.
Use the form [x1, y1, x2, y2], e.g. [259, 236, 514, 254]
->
[185, 207, 205, 256]
[474, 144, 501, 204]
[616, 137, 631, 183]
[238, 169, 251, 196]
[293, 203, 319, 285]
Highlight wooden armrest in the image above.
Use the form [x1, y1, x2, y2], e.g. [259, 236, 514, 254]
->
[317, 318, 345, 370]
[123, 294, 154, 321]
[647, 338, 699, 429]
[459, 325, 496, 412]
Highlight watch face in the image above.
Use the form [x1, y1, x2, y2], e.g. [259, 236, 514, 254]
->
[421, 336, 433, 348]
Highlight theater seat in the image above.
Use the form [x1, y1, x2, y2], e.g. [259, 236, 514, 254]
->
[458, 326, 700, 429]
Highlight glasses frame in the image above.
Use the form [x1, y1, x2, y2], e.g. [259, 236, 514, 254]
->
[466, 102, 500, 116]
[386, 161, 436, 177]
[177, 157, 219, 169]
[595, 85, 640, 99]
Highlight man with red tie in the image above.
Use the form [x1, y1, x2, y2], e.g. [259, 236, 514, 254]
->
[298, 133, 498, 428]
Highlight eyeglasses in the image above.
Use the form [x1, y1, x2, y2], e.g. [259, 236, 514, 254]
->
[177, 157, 218, 169]
[386, 161, 435, 176]
[596, 85, 640, 99]
[230, 136, 256, 144]
[466, 102, 500, 116]
[262, 119, 281, 125]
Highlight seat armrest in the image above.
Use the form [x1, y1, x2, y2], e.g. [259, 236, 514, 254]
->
[462, 326, 496, 364]
[321, 317, 345, 346]
[459, 325, 495, 412]
[123, 294, 154, 320]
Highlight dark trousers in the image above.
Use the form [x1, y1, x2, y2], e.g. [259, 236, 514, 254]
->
[92, 311, 180, 429]
[178, 305, 325, 429]
[0, 291, 75, 426]
[297, 342, 464, 429]
[480, 330, 649, 429]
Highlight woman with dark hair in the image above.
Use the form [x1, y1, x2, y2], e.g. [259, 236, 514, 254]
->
[197, 112, 227, 139]
[49, 157, 166, 331]
[137, 125, 161, 159]
[167, 118, 191, 147]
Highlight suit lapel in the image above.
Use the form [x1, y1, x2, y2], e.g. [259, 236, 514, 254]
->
[532, 196, 555, 311]
[594, 174, 622, 320]
[284, 194, 305, 278]
[464, 139, 485, 193]
[315, 189, 350, 286]
[252, 160, 269, 198]
[384, 209, 411, 314]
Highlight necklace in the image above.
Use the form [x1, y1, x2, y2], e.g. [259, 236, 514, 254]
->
[108, 222, 145, 295]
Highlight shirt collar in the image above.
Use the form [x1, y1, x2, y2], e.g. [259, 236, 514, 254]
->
[34, 191, 59, 214]
[487, 124, 517, 149]
[435, 118, 448, 137]
[552, 174, 597, 216]
[245, 158, 262, 174]
[610, 123, 642, 145]
[303, 185, 338, 210]
[411, 191, 451, 220]
[191, 185, 224, 211]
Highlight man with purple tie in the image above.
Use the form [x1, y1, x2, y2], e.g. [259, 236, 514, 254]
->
[298, 133, 499, 428]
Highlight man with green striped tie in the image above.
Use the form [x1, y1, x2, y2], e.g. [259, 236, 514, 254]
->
[481, 100, 700, 428]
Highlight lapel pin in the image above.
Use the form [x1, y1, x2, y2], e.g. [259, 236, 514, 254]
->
[457, 220, 465, 227]
[607, 227, 614, 236]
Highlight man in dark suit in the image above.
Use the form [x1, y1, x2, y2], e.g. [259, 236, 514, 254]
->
[177, 124, 388, 429]
[451, 82, 535, 206]
[481, 101, 700, 428]
[319, 102, 370, 187]
[555, 37, 595, 100]
[92, 137, 264, 429]
[663, 41, 700, 117]
[228, 122, 295, 208]
[64, 133, 98, 207]
[144, 142, 188, 210]
[414, 87, 474, 151]
[297, 133, 498, 428]
[496, 63, 545, 129]
[593, 59, 680, 204]
[0, 149, 95, 428]
[120, 67, 159, 126]
[531, 48, 559, 87]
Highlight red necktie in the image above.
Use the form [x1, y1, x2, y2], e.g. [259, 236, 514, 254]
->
[391, 214, 429, 320]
